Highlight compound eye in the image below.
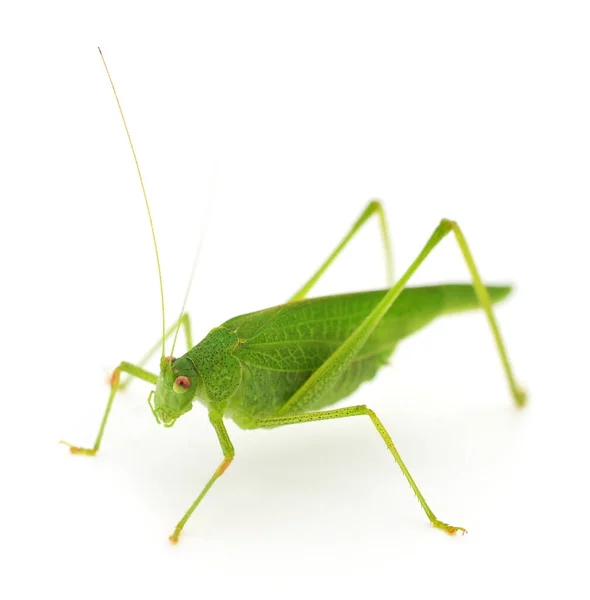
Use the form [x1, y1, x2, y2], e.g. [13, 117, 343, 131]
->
[173, 376, 191, 394]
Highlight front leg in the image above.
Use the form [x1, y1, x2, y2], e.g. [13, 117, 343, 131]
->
[168, 411, 235, 543]
[61, 362, 157, 456]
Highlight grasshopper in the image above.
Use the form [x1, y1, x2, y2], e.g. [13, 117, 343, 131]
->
[62, 50, 526, 543]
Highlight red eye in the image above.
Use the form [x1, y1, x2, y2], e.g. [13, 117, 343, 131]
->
[165, 356, 176, 363]
[173, 376, 191, 394]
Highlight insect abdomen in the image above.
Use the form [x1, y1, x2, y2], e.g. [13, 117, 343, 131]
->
[223, 284, 511, 425]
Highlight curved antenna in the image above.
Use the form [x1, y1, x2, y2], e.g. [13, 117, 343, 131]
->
[168, 206, 211, 365]
[98, 48, 166, 358]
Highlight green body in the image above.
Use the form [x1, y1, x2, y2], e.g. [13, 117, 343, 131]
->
[65, 51, 526, 542]
[65, 198, 525, 542]
[161, 284, 510, 429]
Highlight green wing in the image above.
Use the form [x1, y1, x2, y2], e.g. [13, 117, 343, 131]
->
[222, 284, 511, 425]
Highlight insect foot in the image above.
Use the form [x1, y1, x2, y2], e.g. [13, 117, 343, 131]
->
[59, 441, 97, 456]
[169, 529, 181, 544]
[515, 386, 528, 409]
[432, 520, 467, 536]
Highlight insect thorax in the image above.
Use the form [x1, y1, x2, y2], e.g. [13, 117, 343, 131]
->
[185, 327, 243, 412]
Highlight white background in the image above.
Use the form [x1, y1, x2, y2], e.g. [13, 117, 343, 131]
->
[1, 1, 589, 598]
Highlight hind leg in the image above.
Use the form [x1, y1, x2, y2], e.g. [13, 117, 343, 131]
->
[289, 200, 394, 301]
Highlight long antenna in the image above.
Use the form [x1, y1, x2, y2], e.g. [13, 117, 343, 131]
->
[98, 48, 166, 358]
[168, 205, 211, 364]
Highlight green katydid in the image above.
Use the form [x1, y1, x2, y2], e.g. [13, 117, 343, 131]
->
[62, 50, 526, 544]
